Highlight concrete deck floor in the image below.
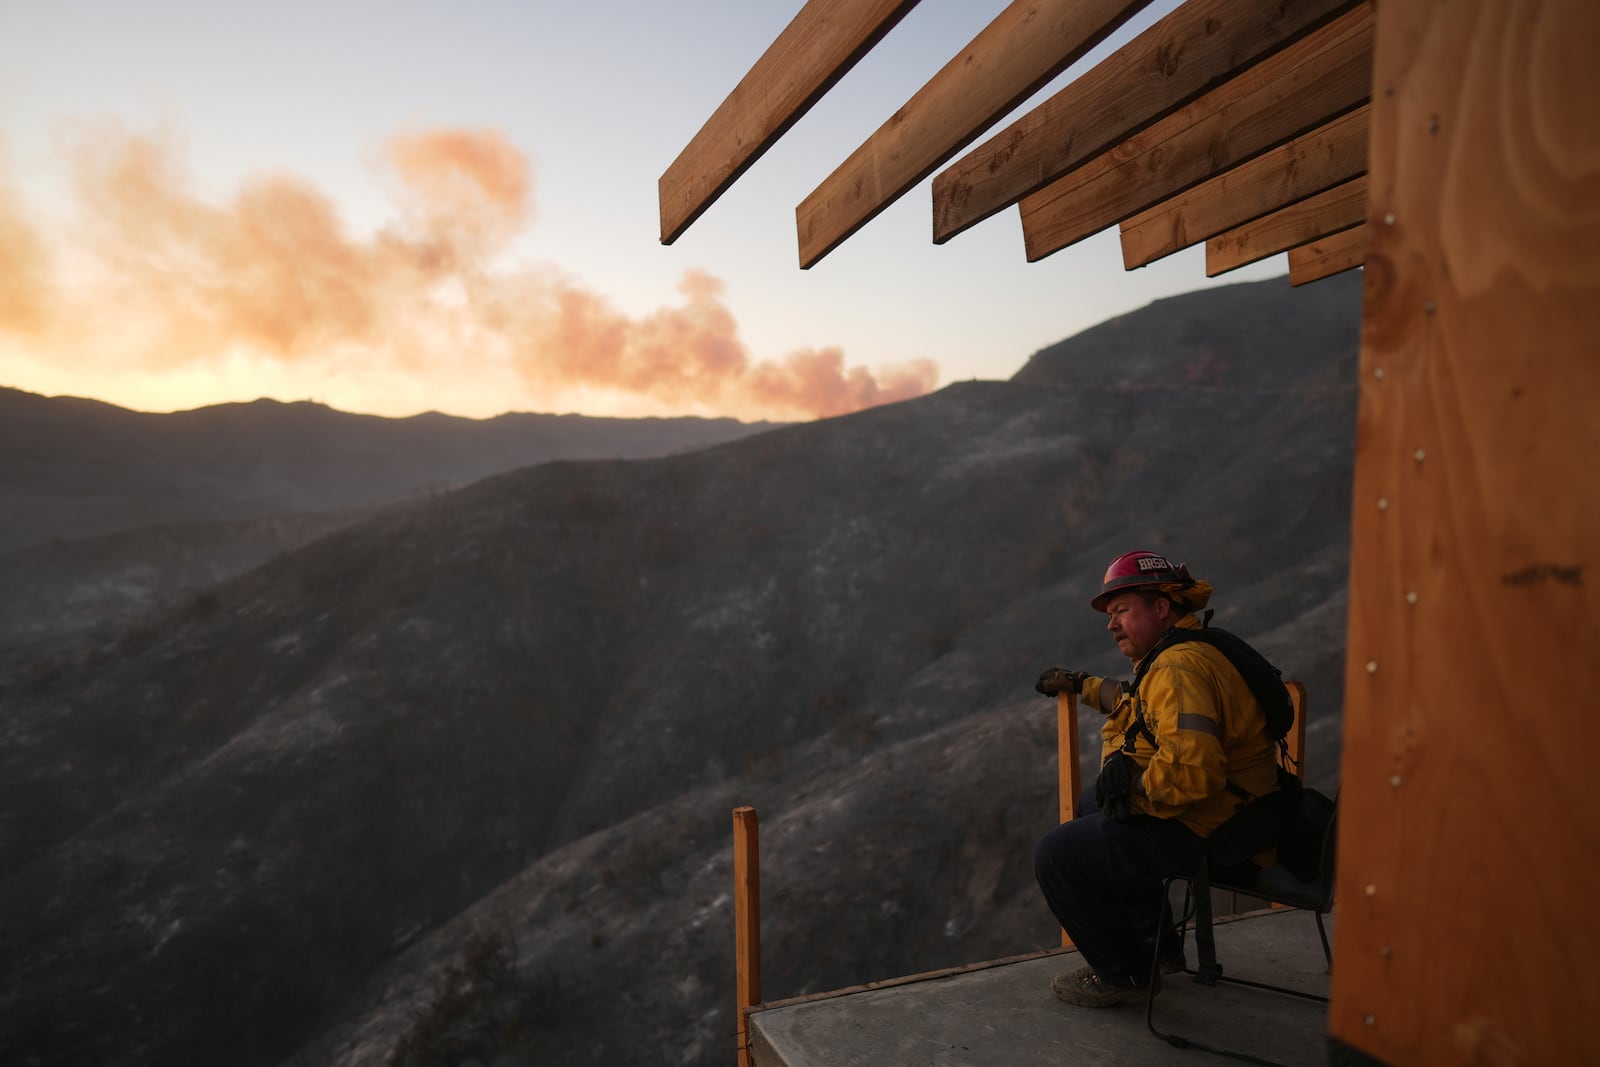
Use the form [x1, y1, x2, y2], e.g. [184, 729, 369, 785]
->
[749, 908, 1332, 1067]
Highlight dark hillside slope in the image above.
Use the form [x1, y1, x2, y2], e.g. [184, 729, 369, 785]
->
[0, 274, 1361, 1067]
[0, 509, 380, 658]
[0, 392, 773, 659]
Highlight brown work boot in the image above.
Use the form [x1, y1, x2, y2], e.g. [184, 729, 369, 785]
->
[1051, 965, 1159, 1008]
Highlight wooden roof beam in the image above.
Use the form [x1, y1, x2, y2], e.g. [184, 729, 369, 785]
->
[931, 0, 1365, 245]
[1205, 173, 1368, 275]
[1018, 3, 1372, 263]
[1288, 223, 1367, 285]
[1120, 103, 1370, 269]
[794, 0, 1153, 268]
[659, 0, 922, 246]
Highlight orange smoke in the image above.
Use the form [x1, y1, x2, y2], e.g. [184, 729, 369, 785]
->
[0, 168, 49, 332]
[0, 124, 937, 421]
[512, 270, 935, 418]
[386, 128, 530, 254]
[64, 125, 388, 363]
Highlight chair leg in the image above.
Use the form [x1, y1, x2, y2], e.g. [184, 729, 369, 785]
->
[1146, 877, 1177, 1043]
[1147, 876, 1206, 1045]
[1145, 882, 1314, 1067]
[1315, 910, 1332, 970]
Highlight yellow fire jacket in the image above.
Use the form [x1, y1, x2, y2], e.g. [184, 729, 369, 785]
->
[1078, 614, 1281, 839]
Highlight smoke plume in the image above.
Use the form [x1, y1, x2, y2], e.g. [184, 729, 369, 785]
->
[0, 124, 937, 420]
[0, 167, 50, 333]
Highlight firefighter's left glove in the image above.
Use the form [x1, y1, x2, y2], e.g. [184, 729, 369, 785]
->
[1095, 752, 1138, 822]
[1035, 668, 1088, 696]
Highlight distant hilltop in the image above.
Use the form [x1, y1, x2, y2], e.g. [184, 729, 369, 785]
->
[0, 386, 779, 553]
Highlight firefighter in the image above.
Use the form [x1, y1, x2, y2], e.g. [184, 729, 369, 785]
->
[1032, 551, 1280, 1007]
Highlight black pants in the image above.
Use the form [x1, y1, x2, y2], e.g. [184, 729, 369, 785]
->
[1034, 788, 1206, 982]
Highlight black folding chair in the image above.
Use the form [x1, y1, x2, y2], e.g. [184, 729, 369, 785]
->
[1145, 792, 1339, 1066]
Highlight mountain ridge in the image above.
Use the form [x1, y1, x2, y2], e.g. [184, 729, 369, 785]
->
[0, 390, 777, 656]
[0, 385, 777, 554]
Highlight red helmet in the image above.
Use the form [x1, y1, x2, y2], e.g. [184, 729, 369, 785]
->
[1090, 550, 1195, 612]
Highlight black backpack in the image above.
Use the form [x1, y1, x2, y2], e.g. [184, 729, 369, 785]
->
[1129, 619, 1295, 745]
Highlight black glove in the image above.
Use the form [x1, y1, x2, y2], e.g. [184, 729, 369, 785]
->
[1035, 668, 1088, 696]
[1095, 752, 1138, 821]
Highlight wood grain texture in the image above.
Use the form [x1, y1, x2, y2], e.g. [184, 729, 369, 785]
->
[1019, 4, 1372, 263]
[1288, 223, 1366, 285]
[932, 0, 1363, 244]
[1120, 103, 1370, 269]
[795, 0, 1149, 268]
[1332, 0, 1600, 1061]
[1056, 691, 1081, 946]
[659, 0, 919, 245]
[733, 806, 762, 1066]
[1204, 173, 1367, 275]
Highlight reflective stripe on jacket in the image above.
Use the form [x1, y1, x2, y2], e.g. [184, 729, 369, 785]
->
[1089, 615, 1280, 838]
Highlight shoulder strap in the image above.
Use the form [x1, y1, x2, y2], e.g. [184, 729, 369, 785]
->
[1121, 620, 1203, 754]
[1129, 616, 1296, 744]
[1128, 624, 1191, 696]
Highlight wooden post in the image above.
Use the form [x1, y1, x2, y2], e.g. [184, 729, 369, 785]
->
[1332, 2, 1600, 1059]
[732, 806, 761, 1067]
[1056, 691, 1081, 946]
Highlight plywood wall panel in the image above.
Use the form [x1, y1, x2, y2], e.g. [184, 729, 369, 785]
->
[1333, 0, 1600, 1061]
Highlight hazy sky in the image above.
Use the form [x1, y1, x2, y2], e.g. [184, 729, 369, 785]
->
[1, 0, 1284, 422]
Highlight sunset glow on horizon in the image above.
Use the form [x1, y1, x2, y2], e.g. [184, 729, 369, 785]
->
[1, 0, 1284, 424]
[0, 123, 936, 422]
